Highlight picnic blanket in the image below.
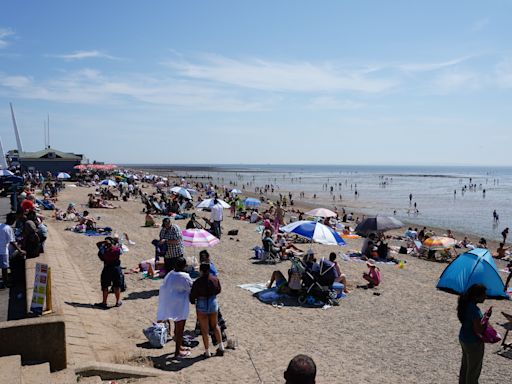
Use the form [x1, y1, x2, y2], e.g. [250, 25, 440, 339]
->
[238, 283, 345, 308]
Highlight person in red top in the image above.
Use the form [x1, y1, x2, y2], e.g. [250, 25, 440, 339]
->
[20, 195, 36, 212]
[95, 237, 123, 308]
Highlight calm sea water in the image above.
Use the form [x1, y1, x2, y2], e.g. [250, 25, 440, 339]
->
[139, 164, 512, 241]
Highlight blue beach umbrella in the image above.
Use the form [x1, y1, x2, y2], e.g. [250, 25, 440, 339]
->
[57, 172, 71, 179]
[243, 197, 261, 208]
[100, 179, 117, 187]
[436, 248, 509, 299]
[280, 220, 346, 246]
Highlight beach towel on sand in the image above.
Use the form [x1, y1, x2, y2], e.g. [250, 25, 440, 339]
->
[254, 288, 340, 308]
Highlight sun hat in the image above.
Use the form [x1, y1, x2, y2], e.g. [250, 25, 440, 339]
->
[366, 259, 376, 267]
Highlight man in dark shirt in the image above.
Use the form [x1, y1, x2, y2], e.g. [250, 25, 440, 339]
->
[95, 237, 123, 308]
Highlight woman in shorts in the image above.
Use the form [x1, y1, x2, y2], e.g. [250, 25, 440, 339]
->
[190, 263, 224, 358]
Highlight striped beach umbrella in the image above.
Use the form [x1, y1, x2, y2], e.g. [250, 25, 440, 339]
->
[423, 236, 457, 251]
[280, 220, 346, 246]
[100, 179, 117, 186]
[181, 229, 220, 247]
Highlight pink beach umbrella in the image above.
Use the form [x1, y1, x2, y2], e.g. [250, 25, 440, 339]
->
[181, 229, 220, 247]
[305, 208, 337, 218]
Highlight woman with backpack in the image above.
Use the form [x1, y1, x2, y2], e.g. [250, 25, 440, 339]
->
[457, 284, 486, 383]
[190, 263, 224, 358]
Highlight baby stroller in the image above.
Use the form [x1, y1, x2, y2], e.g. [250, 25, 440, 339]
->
[291, 256, 338, 305]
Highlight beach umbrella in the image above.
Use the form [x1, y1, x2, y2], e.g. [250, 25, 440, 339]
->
[230, 189, 242, 194]
[0, 169, 14, 177]
[423, 236, 457, 251]
[196, 198, 231, 209]
[155, 181, 165, 188]
[305, 208, 337, 218]
[57, 172, 71, 179]
[181, 229, 220, 247]
[186, 188, 197, 195]
[244, 197, 261, 208]
[170, 186, 192, 200]
[436, 248, 509, 299]
[355, 216, 404, 235]
[100, 179, 117, 186]
[280, 220, 346, 246]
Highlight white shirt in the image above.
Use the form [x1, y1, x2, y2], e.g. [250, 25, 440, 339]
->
[250, 211, 259, 223]
[0, 224, 15, 256]
[211, 203, 223, 222]
[157, 271, 193, 321]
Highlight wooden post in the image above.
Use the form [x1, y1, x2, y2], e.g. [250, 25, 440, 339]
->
[43, 267, 53, 315]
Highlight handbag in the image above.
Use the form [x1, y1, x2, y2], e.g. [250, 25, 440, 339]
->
[478, 307, 502, 344]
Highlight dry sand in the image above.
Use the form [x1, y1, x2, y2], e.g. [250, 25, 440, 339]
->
[44, 183, 511, 383]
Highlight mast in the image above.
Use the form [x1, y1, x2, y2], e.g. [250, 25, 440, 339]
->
[0, 137, 8, 168]
[9, 102, 24, 153]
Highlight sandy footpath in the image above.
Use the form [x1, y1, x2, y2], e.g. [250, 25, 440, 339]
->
[44, 183, 511, 383]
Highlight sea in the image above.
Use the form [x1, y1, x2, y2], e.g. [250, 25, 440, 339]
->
[131, 164, 512, 242]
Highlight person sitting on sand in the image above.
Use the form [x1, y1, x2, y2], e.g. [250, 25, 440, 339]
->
[478, 238, 487, 248]
[262, 230, 280, 259]
[250, 209, 262, 223]
[144, 212, 158, 228]
[276, 233, 303, 258]
[266, 270, 298, 295]
[360, 260, 381, 288]
[329, 252, 349, 293]
[79, 211, 97, 231]
[495, 243, 511, 259]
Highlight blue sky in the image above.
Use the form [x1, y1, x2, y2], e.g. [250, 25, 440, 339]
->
[0, 1, 511, 165]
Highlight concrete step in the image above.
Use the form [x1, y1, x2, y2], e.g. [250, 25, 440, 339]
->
[21, 362, 50, 384]
[0, 355, 22, 384]
[50, 368, 78, 384]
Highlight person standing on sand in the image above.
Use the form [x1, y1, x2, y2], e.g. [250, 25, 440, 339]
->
[95, 237, 123, 308]
[457, 284, 487, 384]
[273, 201, 285, 233]
[190, 263, 224, 358]
[501, 227, 509, 244]
[157, 257, 192, 359]
[210, 197, 223, 239]
[284, 354, 316, 384]
[159, 218, 184, 273]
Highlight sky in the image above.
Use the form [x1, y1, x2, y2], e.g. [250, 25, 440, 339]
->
[0, 1, 511, 166]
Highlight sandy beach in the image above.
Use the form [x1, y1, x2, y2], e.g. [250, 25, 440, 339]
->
[42, 180, 511, 383]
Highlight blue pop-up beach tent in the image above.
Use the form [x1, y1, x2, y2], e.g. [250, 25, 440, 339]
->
[436, 248, 509, 299]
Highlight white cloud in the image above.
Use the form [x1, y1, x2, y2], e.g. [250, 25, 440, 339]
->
[0, 69, 265, 111]
[48, 50, 120, 61]
[0, 28, 14, 48]
[164, 54, 398, 93]
[398, 56, 472, 73]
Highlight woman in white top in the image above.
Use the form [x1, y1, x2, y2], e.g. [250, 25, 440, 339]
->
[157, 257, 193, 358]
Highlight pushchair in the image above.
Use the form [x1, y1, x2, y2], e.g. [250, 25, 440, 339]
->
[290, 256, 338, 305]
